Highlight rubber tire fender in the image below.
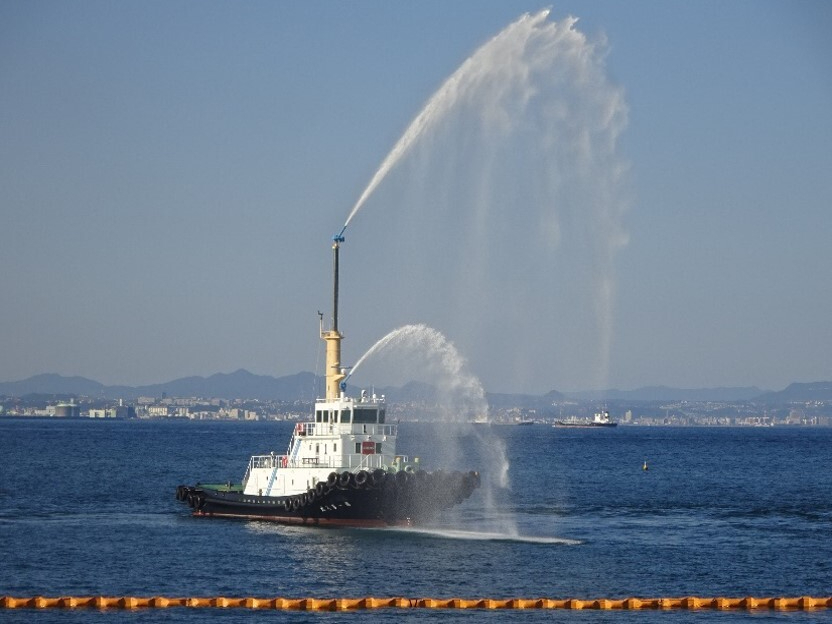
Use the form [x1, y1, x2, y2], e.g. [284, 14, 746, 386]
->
[338, 471, 353, 489]
[354, 470, 369, 488]
[370, 468, 386, 488]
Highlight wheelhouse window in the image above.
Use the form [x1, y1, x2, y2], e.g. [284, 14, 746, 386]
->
[354, 407, 378, 424]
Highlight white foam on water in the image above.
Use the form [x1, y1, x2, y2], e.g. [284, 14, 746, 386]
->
[388, 526, 582, 545]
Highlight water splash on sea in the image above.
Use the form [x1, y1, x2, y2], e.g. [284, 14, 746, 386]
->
[388, 527, 582, 545]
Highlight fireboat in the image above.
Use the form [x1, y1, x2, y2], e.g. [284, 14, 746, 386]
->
[176, 231, 481, 526]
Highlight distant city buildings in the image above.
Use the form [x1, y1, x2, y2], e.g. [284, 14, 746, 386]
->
[0, 394, 830, 426]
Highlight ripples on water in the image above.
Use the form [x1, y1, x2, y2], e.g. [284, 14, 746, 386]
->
[1, 419, 831, 622]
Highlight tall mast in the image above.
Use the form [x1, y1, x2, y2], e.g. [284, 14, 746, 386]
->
[332, 234, 340, 332]
[321, 230, 346, 400]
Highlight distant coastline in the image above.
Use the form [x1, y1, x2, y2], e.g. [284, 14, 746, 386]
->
[1, 372, 831, 427]
[0, 372, 832, 427]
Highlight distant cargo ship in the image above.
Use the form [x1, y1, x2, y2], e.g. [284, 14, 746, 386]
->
[554, 410, 617, 428]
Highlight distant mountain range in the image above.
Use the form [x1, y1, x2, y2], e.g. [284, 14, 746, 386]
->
[0, 370, 322, 402]
[563, 386, 765, 402]
[755, 382, 832, 403]
[2, 371, 830, 404]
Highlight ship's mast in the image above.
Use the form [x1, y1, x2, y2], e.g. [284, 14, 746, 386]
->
[321, 229, 347, 400]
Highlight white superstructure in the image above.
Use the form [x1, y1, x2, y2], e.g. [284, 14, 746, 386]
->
[242, 392, 403, 497]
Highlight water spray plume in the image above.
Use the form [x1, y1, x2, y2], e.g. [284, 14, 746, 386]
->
[336, 7, 629, 540]
[343, 9, 628, 392]
[350, 324, 516, 535]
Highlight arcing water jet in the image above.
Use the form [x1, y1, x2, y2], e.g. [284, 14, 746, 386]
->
[348, 324, 487, 422]
[344, 9, 558, 231]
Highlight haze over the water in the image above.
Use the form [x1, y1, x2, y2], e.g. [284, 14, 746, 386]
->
[1, 3, 830, 393]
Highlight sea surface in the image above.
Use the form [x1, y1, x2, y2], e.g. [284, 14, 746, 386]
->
[1, 418, 831, 622]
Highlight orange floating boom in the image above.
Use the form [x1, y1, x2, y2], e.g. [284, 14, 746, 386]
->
[2, 596, 832, 611]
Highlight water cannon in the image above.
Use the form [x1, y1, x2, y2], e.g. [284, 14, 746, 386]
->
[333, 225, 347, 243]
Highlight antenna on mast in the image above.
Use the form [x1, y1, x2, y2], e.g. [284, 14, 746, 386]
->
[331, 230, 345, 331]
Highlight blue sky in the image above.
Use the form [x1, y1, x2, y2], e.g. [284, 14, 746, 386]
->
[2, 1, 830, 394]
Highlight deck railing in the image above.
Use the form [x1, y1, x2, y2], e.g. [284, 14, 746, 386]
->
[244, 452, 413, 483]
[306, 423, 397, 437]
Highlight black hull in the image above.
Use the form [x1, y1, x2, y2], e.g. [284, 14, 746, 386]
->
[176, 469, 480, 528]
[554, 422, 617, 428]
